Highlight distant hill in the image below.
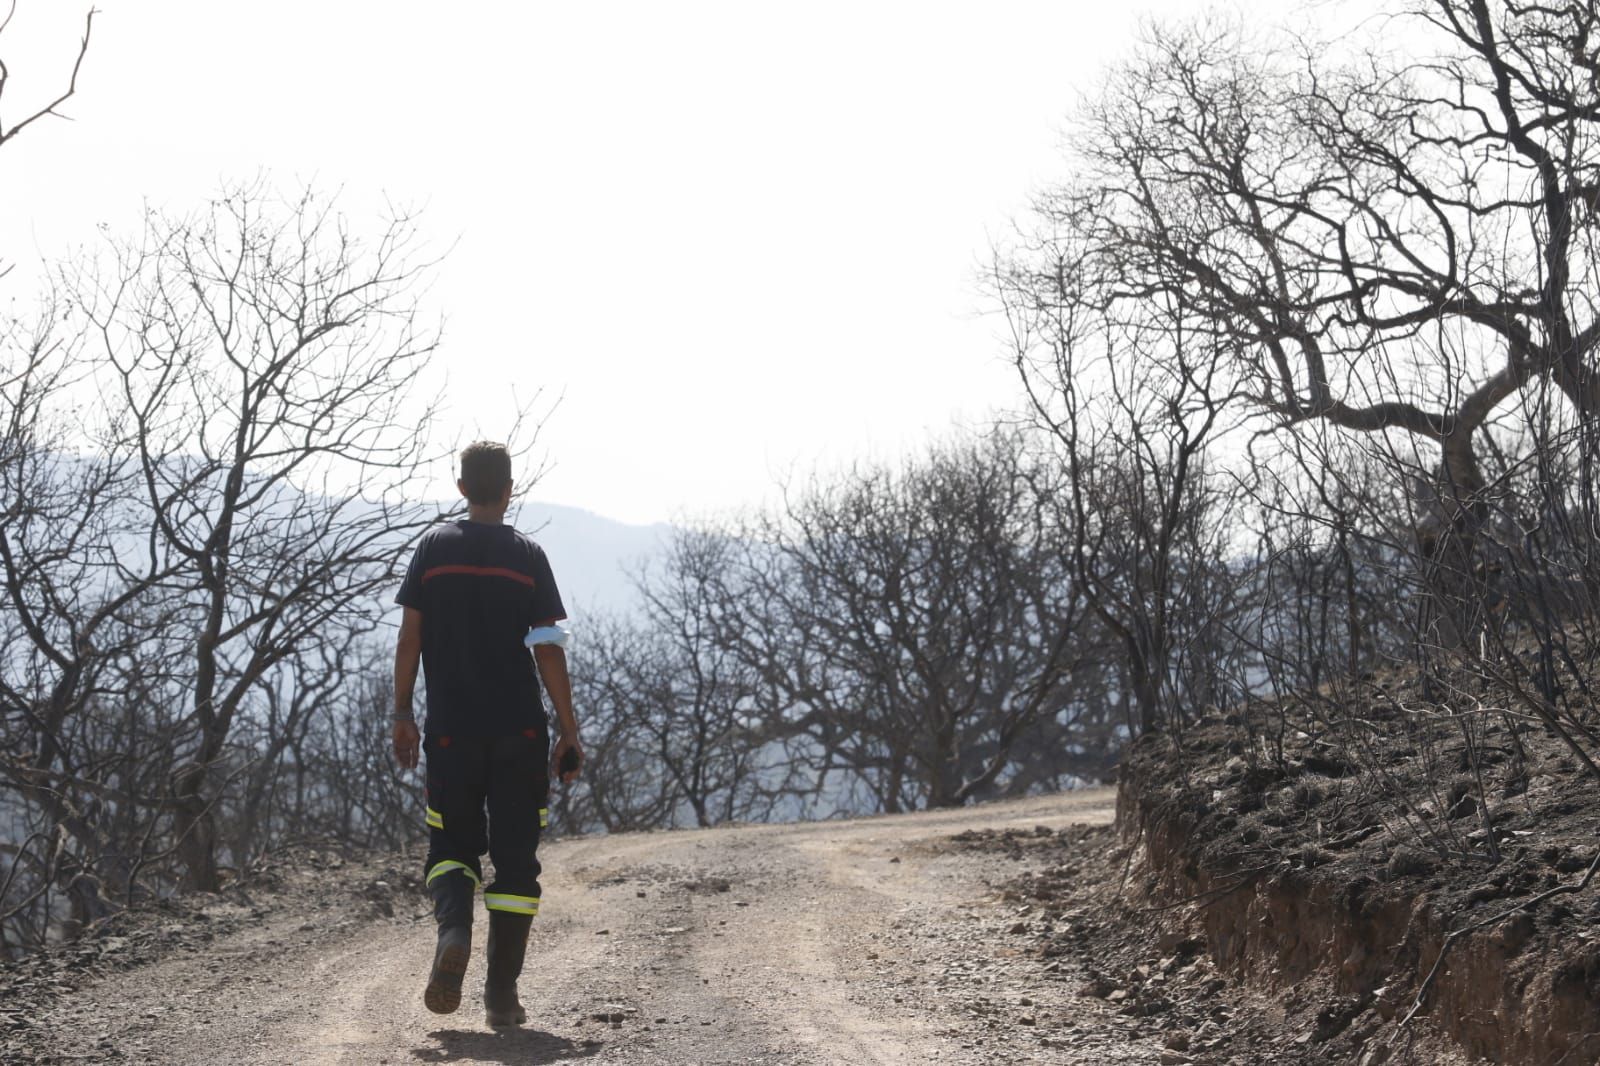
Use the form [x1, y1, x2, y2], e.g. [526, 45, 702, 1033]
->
[510, 500, 670, 620]
[23, 450, 667, 622]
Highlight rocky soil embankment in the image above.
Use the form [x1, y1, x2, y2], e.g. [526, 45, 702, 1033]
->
[1110, 694, 1600, 1066]
[943, 822, 1438, 1066]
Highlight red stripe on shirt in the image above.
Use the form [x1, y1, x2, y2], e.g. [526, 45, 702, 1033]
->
[421, 564, 536, 587]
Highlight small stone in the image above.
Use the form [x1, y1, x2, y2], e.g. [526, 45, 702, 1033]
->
[588, 1004, 636, 1025]
[1159, 1052, 1192, 1065]
[1386, 847, 1437, 880]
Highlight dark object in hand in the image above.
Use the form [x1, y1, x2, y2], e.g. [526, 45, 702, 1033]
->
[559, 746, 581, 776]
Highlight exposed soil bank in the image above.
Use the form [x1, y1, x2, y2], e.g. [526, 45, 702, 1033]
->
[1117, 712, 1600, 1066]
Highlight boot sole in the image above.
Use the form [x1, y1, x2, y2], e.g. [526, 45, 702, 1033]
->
[423, 943, 470, 1014]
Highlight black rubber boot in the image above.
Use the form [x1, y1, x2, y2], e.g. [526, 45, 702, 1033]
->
[483, 910, 533, 1027]
[423, 873, 474, 1015]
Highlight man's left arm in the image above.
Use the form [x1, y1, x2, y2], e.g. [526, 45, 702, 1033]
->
[534, 641, 583, 784]
[527, 544, 580, 783]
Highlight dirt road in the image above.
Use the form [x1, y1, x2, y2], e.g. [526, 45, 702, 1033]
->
[37, 789, 1165, 1065]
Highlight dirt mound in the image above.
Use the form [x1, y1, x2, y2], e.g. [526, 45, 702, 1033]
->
[942, 823, 1455, 1065]
[1115, 692, 1600, 1066]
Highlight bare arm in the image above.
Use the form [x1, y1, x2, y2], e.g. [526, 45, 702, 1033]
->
[534, 641, 584, 783]
[391, 607, 423, 769]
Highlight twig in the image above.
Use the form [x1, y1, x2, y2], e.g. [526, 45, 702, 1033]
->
[0, 7, 96, 149]
[1550, 1031, 1600, 1066]
[1132, 865, 1273, 914]
[1117, 817, 1145, 897]
[1398, 843, 1600, 1030]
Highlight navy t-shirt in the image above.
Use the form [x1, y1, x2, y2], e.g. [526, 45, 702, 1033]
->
[395, 520, 567, 738]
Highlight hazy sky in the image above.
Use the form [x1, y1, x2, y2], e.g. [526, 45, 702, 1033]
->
[3, 0, 1232, 525]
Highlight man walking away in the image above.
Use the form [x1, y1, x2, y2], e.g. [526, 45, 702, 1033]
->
[390, 441, 585, 1027]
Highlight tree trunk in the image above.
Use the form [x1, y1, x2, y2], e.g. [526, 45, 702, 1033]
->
[882, 758, 904, 814]
[1421, 429, 1493, 650]
[689, 793, 711, 829]
[1126, 640, 1162, 735]
[174, 767, 220, 893]
[925, 715, 965, 809]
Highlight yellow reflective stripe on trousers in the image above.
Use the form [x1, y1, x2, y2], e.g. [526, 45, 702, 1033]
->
[424, 806, 444, 829]
[425, 860, 480, 887]
[538, 807, 549, 828]
[484, 892, 540, 916]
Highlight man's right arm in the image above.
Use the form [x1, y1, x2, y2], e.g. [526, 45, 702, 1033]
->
[392, 606, 423, 769]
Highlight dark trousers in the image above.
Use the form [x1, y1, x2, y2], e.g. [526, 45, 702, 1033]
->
[422, 729, 550, 918]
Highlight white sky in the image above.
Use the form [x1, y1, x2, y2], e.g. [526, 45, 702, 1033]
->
[2, 0, 1231, 525]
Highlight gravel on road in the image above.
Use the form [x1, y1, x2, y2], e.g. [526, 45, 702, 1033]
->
[19, 788, 1225, 1065]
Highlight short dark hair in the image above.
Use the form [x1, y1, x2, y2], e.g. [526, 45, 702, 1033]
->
[459, 441, 512, 505]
